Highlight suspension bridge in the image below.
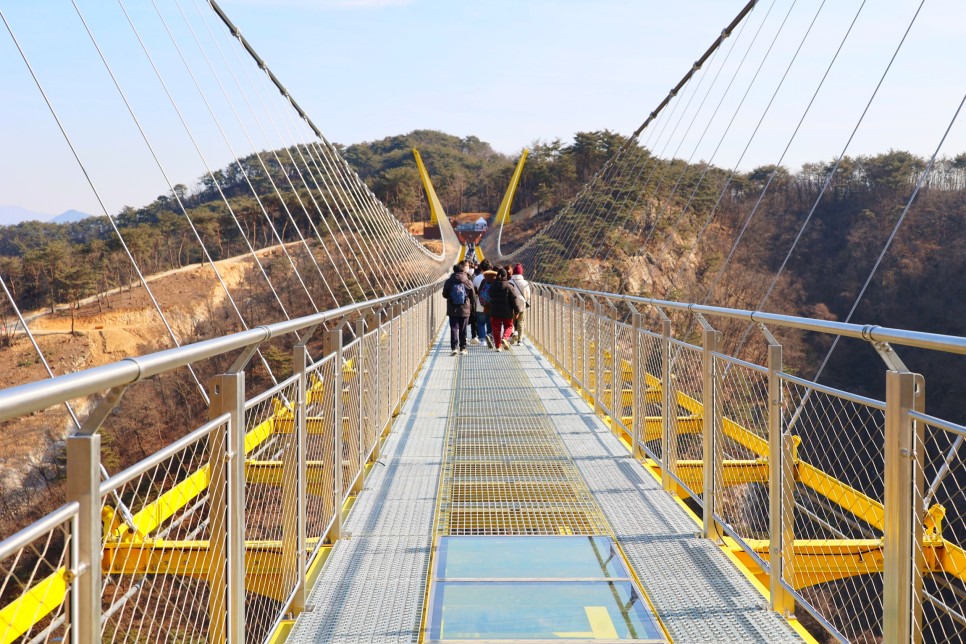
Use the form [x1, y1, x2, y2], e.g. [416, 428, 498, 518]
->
[1, 0, 965, 642]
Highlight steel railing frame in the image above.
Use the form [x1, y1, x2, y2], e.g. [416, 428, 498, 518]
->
[526, 281, 966, 644]
[0, 279, 443, 423]
[0, 278, 445, 644]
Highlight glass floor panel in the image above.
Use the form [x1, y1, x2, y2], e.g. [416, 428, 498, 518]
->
[428, 581, 664, 641]
[427, 536, 666, 641]
[436, 536, 628, 579]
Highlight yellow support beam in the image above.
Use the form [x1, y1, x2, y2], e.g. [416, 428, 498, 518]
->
[413, 148, 446, 226]
[117, 396, 300, 539]
[674, 459, 769, 489]
[633, 366, 893, 534]
[494, 149, 529, 225]
[245, 460, 329, 486]
[102, 538, 320, 603]
[621, 415, 703, 442]
[0, 569, 68, 644]
[730, 539, 886, 590]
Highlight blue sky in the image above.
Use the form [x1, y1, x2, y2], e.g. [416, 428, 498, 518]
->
[2, 0, 965, 217]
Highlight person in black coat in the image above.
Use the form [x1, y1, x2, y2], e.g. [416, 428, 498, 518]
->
[487, 268, 524, 351]
[441, 261, 477, 355]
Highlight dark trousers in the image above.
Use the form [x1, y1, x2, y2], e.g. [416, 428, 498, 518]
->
[449, 315, 469, 350]
[476, 311, 491, 339]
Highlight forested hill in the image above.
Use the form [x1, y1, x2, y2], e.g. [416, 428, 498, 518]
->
[0, 130, 622, 319]
[341, 128, 624, 221]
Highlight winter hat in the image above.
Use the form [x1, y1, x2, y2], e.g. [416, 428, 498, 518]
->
[513, 264, 524, 275]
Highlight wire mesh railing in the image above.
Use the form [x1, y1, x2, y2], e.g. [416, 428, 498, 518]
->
[99, 415, 226, 644]
[0, 280, 442, 643]
[914, 412, 966, 643]
[0, 503, 77, 643]
[528, 281, 966, 644]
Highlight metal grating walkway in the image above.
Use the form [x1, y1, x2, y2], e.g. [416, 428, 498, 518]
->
[288, 330, 805, 643]
[511, 342, 804, 643]
[438, 346, 611, 537]
[287, 329, 453, 643]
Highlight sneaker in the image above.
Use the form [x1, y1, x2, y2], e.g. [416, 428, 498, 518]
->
[460, 349, 468, 355]
[496, 345, 505, 352]
[451, 349, 459, 356]
[485, 334, 495, 349]
[469, 338, 481, 345]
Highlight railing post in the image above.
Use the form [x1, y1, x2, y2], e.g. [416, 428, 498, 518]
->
[325, 327, 345, 542]
[536, 286, 544, 352]
[427, 290, 435, 346]
[548, 288, 554, 357]
[389, 304, 398, 418]
[701, 322, 723, 541]
[533, 285, 542, 351]
[395, 301, 404, 411]
[549, 289, 557, 362]
[594, 297, 603, 416]
[207, 372, 246, 644]
[67, 433, 101, 644]
[283, 339, 309, 615]
[631, 310, 644, 460]
[354, 316, 367, 493]
[579, 297, 589, 397]
[884, 370, 925, 644]
[609, 302, 620, 425]
[569, 293, 583, 386]
[367, 308, 383, 461]
[661, 318, 676, 491]
[764, 331, 795, 615]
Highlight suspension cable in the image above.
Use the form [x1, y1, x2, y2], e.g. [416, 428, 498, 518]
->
[583, 2, 761, 266]
[600, 0, 775, 265]
[78, 0, 287, 384]
[813, 72, 965, 382]
[0, 6, 209, 402]
[660, 0, 814, 301]
[728, 0, 920, 330]
[157, 0, 346, 307]
[113, 0, 321, 314]
[189, 0, 363, 301]
[515, 0, 761, 272]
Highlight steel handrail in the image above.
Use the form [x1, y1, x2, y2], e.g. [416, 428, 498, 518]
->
[0, 502, 79, 561]
[98, 413, 229, 498]
[0, 279, 443, 423]
[535, 281, 966, 355]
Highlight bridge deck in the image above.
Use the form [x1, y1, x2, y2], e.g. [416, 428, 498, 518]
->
[288, 331, 803, 643]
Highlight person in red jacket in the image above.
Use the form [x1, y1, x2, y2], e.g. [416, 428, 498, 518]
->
[487, 268, 525, 351]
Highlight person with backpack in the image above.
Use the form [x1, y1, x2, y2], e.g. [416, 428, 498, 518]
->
[466, 261, 480, 344]
[471, 260, 492, 346]
[442, 261, 477, 356]
[509, 263, 531, 345]
[488, 268, 525, 351]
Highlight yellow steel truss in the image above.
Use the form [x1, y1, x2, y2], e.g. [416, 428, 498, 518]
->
[412, 148, 446, 226]
[494, 150, 529, 225]
[8, 336, 966, 640]
[565, 343, 966, 592]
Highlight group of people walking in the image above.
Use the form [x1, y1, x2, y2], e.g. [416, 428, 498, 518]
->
[441, 259, 531, 355]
